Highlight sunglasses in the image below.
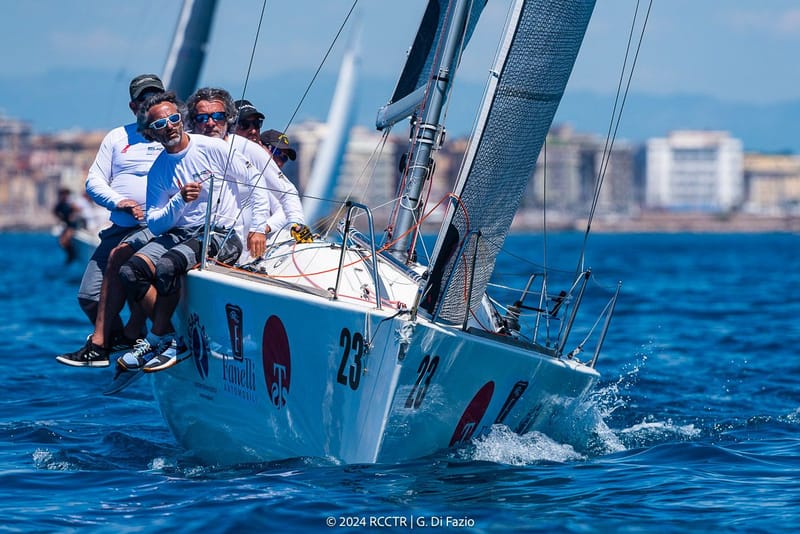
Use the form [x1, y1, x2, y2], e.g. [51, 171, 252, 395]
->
[194, 111, 227, 124]
[268, 145, 290, 163]
[238, 118, 263, 130]
[148, 113, 182, 130]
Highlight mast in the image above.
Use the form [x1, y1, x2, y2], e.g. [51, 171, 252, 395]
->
[162, 0, 219, 100]
[385, 0, 472, 263]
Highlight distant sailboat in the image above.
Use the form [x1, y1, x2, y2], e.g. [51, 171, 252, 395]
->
[149, 0, 621, 465]
[161, 0, 219, 100]
[301, 24, 361, 229]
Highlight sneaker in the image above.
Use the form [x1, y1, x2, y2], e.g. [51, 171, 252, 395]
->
[116, 338, 155, 372]
[108, 334, 138, 360]
[143, 337, 188, 373]
[56, 336, 110, 368]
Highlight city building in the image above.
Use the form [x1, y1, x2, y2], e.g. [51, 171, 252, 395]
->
[522, 124, 637, 221]
[743, 153, 800, 215]
[289, 122, 403, 229]
[1, 112, 796, 232]
[645, 130, 743, 212]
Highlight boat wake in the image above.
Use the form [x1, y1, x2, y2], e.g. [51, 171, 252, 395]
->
[456, 352, 702, 465]
[465, 426, 586, 465]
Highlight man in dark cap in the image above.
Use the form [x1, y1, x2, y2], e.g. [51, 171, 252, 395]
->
[56, 73, 166, 368]
[260, 129, 297, 170]
[233, 99, 265, 146]
[129, 74, 165, 101]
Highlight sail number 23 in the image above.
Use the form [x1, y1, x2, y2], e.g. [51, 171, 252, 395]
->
[337, 328, 364, 391]
[405, 354, 440, 409]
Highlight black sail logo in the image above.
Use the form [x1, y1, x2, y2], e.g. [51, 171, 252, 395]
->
[226, 303, 243, 360]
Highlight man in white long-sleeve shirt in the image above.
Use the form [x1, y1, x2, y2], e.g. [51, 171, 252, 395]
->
[116, 91, 310, 373]
[185, 88, 309, 259]
[56, 74, 165, 368]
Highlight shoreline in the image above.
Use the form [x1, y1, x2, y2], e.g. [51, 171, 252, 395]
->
[7, 212, 799, 234]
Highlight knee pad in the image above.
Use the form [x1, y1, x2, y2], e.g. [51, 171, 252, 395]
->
[154, 248, 190, 296]
[119, 255, 153, 302]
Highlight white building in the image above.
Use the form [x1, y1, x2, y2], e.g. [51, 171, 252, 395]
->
[645, 130, 743, 212]
[289, 122, 402, 227]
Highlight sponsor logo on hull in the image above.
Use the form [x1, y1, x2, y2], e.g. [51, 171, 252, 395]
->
[449, 381, 495, 446]
[262, 315, 291, 410]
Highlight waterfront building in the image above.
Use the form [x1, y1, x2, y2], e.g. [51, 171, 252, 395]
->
[743, 153, 800, 215]
[645, 130, 743, 212]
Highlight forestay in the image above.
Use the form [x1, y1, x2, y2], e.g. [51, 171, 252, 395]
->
[420, 0, 596, 323]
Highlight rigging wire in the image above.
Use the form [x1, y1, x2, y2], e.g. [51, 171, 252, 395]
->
[210, 0, 358, 260]
[576, 0, 653, 275]
[281, 0, 359, 134]
[236, 0, 270, 105]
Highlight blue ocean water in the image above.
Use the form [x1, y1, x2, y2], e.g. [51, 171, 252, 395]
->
[2, 231, 799, 532]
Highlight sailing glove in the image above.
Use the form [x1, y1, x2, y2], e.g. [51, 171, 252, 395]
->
[291, 223, 313, 243]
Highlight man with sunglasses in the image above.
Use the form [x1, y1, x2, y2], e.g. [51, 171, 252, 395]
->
[114, 90, 310, 373]
[190, 90, 308, 245]
[232, 99, 264, 145]
[56, 74, 166, 368]
[230, 99, 309, 243]
[260, 129, 297, 170]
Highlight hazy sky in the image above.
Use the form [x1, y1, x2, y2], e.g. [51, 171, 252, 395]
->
[2, 0, 799, 131]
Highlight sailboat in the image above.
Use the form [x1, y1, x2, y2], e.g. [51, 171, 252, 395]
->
[150, 0, 620, 464]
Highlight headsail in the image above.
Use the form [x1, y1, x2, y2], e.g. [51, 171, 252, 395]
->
[420, 0, 596, 323]
[162, 0, 219, 100]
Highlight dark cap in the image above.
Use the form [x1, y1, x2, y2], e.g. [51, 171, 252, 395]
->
[260, 129, 297, 161]
[129, 74, 165, 100]
[234, 99, 265, 120]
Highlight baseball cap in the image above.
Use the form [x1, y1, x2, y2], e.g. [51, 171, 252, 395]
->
[234, 99, 266, 120]
[129, 74, 165, 100]
[260, 129, 297, 161]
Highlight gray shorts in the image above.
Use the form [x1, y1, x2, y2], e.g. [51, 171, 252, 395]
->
[136, 226, 242, 270]
[77, 224, 154, 302]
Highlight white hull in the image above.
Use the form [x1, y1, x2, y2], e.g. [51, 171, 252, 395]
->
[150, 240, 600, 464]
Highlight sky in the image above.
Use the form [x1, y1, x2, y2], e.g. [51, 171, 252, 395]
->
[2, 0, 800, 138]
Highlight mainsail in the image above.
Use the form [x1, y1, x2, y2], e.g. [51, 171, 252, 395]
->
[420, 0, 596, 323]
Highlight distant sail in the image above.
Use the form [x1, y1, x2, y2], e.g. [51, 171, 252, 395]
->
[302, 25, 361, 228]
[421, 0, 596, 322]
[162, 0, 219, 100]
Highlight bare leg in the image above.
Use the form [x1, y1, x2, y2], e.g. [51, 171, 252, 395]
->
[151, 288, 181, 337]
[91, 243, 135, 348]
[123, 285, 156, 341]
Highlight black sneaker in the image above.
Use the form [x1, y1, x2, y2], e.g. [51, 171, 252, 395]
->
[108, 334, 138, 360]
[56, 336, 110, 368]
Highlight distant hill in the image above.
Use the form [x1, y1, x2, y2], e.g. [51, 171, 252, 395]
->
[2, 69, 798, 153]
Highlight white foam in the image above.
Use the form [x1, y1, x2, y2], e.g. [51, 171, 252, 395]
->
[464, 425, 585, 465]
